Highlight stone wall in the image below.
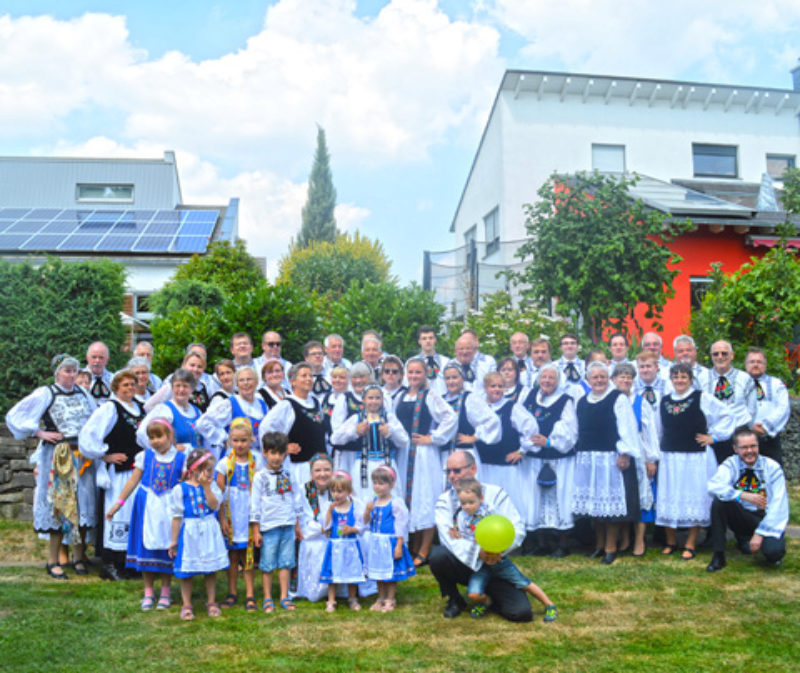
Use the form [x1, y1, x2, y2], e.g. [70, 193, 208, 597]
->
[1, 403, 798, 521]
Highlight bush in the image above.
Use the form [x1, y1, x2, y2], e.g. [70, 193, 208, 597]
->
[0, 257, 126, 414]
[148, 278, 225, 316]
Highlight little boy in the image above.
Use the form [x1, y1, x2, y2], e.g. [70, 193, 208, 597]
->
[450, 478, 558, 622]
[249, 431, 303, 612]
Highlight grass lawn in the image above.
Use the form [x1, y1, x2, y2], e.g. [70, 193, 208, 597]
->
[0, 521, 797, 673]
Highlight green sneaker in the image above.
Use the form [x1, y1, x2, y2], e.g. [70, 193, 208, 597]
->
[543, 604, 558, 623]
[470, 603, 490, 619]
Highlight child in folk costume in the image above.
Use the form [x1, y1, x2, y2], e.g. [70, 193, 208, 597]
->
[329, 384, 409, 501]
[169, 448, 229, 620]
[215, 418, 265, 612]
[320, 471, 367, 612]
[250, 431, 303, 613]
[79, 371, 146, 581]
[363, 465, 415, 612]
[106, 418, 185, 610]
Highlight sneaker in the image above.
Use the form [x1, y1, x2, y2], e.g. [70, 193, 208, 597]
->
[543, 604, 558, 623]
[470, 603, 490, 619]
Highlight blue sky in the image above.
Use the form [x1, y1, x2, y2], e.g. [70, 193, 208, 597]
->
[1, 1, 798, 282]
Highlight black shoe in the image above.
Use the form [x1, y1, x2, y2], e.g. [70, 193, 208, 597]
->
[706, 552, 726, 572]
[443, 596, 466, 618]
[736, 539, 752, 555]
[99, 563, 123, 581]
[46, 563, 68, 580]
[587, 548, 604, 559]
[600, 552, 616, 565]
[550, 547, 569, 559]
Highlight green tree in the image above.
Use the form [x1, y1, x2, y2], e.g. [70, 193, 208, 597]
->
[509, 171, 693, 343]
[297, 126, 337, 248]
[322, 281, 445, 361]
[277, 232, 394, 297]
[0, 257, 126, 414]
[148, 278, 225, 316]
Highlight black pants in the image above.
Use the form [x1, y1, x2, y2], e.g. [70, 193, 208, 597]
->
[758, 434, 782, 466]
[428, 545, 533, 622]
[709, 498, 785, 563]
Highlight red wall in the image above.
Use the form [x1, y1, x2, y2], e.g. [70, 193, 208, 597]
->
[634, 228, 765, 358]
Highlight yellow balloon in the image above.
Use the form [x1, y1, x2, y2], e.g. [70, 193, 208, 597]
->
[474, 514, 515, 553]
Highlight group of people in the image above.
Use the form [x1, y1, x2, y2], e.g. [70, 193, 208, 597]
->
[4, 325, 790, 623]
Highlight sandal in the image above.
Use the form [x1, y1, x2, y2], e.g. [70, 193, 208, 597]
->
[220, 593, 238, 608]
[140, 596, 155, 611]
[73, 560, 89, 576]
[347, 597, 361, 611]
[244, 597, 257, 612]
[156, 595, 172, 610]
[661, 545, 677, 556]
[681, 547, 697, 561]
[280, 597, 296, 611]
[325, 600, 337, 613]
[412, 554, 428, 567]
[180, 605, 194, 621]
[46, 563, 68, 580]
[262, 598, 275, 613]
[206, 602, 222, 618]
[370, 599, 385, 612]
[381, 598, 396, 613]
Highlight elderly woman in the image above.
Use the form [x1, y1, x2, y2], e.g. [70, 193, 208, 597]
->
[396, 357, 457, 566]
[657, 363, 734, 560]
[79, 370, 147, 580]
[126, 356, 152, 403]
[572, 361, 641, 565]
[258, 358, 290, 409]
[612, 362, 660, 557]
[259, 362, 328, 486]
[519, 362, 578, 558]
[197, 366, 267, 460]
[6, 354, 97, 579]
[330, 361, 374, 474]
[137, 368, 203, 452]
[144, 350, 218, 413]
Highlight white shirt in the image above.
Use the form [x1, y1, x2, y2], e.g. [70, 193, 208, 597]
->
[249, 466, 303, 531]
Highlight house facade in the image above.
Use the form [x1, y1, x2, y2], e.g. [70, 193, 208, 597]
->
[436, 67, 800, 354]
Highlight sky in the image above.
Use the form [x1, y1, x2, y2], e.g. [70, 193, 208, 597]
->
[1, 0, 798, 283]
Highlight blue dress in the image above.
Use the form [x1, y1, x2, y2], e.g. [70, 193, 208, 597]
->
[170, 482, 229, 578]
[126, 449, 186, 572]
[364, 497, 416, 582]
[320, 501, 365, 584]
[165, 401, 201, 448]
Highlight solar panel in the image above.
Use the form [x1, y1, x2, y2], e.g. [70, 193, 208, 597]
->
[54, 210, 82, 221]
[183, 210, 218, 224]
[0, 233, 33, 248]
[23, 209, 63, 219]
[0, 208, 31, 219]
[151, 211, 181, 223]
[60, 234, 104, 250]
[43, 220, 81, 233]
[7, 220, 47, 233]
[173, 235, 209, 252]
[96, 235, 140, 251]
[22, 234, 67, 250]
[134, 235, 173, 251]
[145, 221, 181, 235]
[178, 221, 215, 236]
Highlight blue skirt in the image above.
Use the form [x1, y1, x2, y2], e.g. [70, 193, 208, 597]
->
[126, 488, 173, 573]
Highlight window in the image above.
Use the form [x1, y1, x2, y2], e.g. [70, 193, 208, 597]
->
[483, 207, 499, 256]
[692, 144, 738, 178]
[766, 154, 796, 180]
[133, 293, 154, 319]
[690, 277, 712, 311]
[592, 144, 626, 173]
[76, 183, 134, 203]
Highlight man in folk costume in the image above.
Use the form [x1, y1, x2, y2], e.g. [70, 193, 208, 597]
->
[133, 341, 162, 395]
[410, 325, 449, 396]
[304, 340, 332, 401]
[453, 334, 493, 395]
[633, 350, 668, 410]
[672, 335, 709, 392]
[509, 332, 534, 389]
[322, 333, 352, 374]
[705, 340, 752, 464]
[745, 347, 790, 466]
[86, 341, 113, 405]
[641, 331, 672, 381]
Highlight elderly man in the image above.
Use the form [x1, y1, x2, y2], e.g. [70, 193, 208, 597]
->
[86, 341, 113, 404]
[745, 348, 790, 465]
[322, 333, 352, 374]
[453, 334, 493, 394]
[706, 428, 788, 571]
[509, 332, 534, 388]
[641, 331, 672, 379]
[462, 328, 497, 371]
[672, 335, 709, 391]
[429, 450, 531, 622]
[133, 341, 162, 394]
[360, 334, 384, 377]
[254, 331, 291, 387]
[706, 340, 752, 464]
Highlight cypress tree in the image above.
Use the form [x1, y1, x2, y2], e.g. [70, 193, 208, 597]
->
[297, 125, 337, 247]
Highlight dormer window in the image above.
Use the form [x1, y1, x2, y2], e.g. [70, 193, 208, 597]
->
[76, 184, 134, 203]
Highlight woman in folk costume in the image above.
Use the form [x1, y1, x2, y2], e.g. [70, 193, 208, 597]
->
[394, 357, 457, 567]
[330, 361, 374, 474]
[258, 358, 291, 410]
[519, 363, 578, 557]
[259, 362, 328, 487]
[320, 365, 349, 452]
[497, 356, 530, 404]
[144, 350, 218, 414]
[657, 363, 734, 561]
[329, 384, 409, 501]
[214, 418, 265, 612]
[79, 370, 147, 581]
[380, 355, 408, 411]
[6, 354, 96, 579]
[572, 361, 641, 565]
[207, 359, 236, 410]
[197, 366, 267, 460]
[137, 368, 203, 453]
[126, 357, 153, 404]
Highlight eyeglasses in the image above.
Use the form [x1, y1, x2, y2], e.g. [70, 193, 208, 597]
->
[711, 352, 729, 357]
[264, 341, 282, 347]
[445, 466, 466, 474]
[383, 368, 401, 374]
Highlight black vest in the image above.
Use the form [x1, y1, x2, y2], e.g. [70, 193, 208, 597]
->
[104, 400, 146, 471]
[475, 400, 520, 465]
[287, 397, 326, 463]
[332, 391, 364, 454]
[43, 385, 94, 441]
[396, 391, 433, 436]
[452, 392, 476, 448]
[575, 389, 621, 453]
[660, 390, 707, 453]
[528, 393, 573, 460]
